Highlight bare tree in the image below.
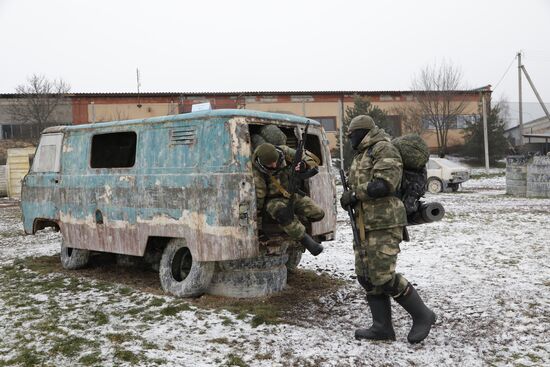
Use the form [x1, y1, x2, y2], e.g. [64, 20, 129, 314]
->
[412, 61, 467, 157]
[389, 103, 425, 135]
[8, 74, 71, 140]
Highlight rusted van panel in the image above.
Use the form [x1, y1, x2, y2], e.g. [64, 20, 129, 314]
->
[21, 109, 336, 262]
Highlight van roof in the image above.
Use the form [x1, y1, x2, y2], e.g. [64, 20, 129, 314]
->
[43, 109, 320, 133]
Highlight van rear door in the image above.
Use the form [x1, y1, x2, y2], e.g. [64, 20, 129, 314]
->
[304, 129, 337, 240]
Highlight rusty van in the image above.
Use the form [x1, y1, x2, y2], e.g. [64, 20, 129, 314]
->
[20, 109, 337, 298]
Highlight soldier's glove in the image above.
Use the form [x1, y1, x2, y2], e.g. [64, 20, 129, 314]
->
[367, 178, 390, 198]
[274, 205, 294, 226]
[340, 190, 358, 209]
[295, 160, 308, 173]
[298, 167, 319, 180]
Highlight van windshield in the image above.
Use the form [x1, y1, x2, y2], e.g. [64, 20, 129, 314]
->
[32, 133, 63, 173]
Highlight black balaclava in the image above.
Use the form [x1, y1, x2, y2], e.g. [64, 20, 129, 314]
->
[350, 129, 370, 150]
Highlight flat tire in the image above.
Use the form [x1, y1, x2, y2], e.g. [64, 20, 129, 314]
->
[60, 238, 90, 270]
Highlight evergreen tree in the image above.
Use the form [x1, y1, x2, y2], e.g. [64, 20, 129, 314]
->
[337, 95, 390, 170]
[462, 104, 509, 164]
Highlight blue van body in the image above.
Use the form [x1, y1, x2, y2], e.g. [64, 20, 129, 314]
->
[21, 109, 337, 264]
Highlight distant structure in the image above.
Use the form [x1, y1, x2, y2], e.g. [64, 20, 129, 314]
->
[506, 155, 550, 198]
[505, 115, 550, 155]
[0, 88, 491, 152]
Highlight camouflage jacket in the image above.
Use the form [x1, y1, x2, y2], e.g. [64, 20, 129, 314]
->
[252, 145, 319, 212]
[349, 127, 407, 231]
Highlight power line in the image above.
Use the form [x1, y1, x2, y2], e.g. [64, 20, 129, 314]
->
[492, 54, 517, 92]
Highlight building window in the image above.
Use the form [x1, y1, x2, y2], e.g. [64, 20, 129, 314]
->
[456, 114, 479, 129]
[308, 116, 337, 132]
[91, 132, 137, 168]
[422, 117, 437, 130]
[422, 115, 480, 130]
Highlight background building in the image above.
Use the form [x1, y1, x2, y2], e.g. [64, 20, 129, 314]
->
[1, 88, 492, 152]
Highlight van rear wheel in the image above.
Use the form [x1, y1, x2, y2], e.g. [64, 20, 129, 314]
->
[159, 239, 214, 297]
[60, 239, 90, 270]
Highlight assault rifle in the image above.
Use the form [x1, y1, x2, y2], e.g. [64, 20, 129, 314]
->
[287, 121, 318, 198]
[339, 169, 361, 250]
[284, 121, 323, 256]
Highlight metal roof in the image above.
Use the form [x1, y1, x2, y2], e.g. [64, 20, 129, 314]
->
[0, 86, 492, 98]
[43, 109, 319, 133]
[523, 133, 550, 139]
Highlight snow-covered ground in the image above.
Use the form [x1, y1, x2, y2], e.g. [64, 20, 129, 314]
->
[1, 175, 549, 366]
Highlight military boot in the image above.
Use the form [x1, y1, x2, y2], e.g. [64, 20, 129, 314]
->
[395, 284, 436, 343]
[355, 294, 396, 341]
[299, 234, 323, 256]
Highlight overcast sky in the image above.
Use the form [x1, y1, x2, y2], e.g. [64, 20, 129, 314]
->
[1, 0, 549, 106]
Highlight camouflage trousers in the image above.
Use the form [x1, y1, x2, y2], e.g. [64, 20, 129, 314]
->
[355, 226, 409, 297]
[265, 195, 325, 240]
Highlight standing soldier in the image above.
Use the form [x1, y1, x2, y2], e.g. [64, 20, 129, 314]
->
[340, 115, 436, 343]
[253, 141, 324, 256]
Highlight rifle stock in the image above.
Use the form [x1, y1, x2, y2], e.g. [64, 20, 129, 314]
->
[339, 169, 361, 249]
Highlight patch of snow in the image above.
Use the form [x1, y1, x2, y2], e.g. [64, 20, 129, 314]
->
[0, 176, 549, 366]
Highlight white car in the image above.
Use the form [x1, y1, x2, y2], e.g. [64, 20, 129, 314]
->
[426, 157, 470, 193]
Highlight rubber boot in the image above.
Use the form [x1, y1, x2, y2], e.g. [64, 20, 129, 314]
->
[299, 234, 323, 256]
[355, 294, 396, 341]
[395, 284, 436, 343]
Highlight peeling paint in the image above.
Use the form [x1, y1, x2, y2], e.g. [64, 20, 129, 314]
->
[62, 144, 73, 153]
[118, 176, 135, 183]
[97, 185, 112, 203]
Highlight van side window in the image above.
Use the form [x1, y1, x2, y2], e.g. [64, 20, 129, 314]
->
[91, 132, 137, 168]
[32, 133, 63, 173]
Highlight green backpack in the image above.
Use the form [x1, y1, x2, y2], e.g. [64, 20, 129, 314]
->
[391, 134, 430, 217]
[391, 134, 429, 170]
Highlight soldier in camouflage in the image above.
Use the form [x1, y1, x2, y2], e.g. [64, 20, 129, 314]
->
[253, 140, 324, 256]
[340, 115, 436, 344]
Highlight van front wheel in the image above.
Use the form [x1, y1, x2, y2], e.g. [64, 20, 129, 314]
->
[159, 239, 214, 297]
[60, 239, 90, 270]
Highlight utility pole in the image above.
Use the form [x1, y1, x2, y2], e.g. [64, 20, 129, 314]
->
[482, 93, 490, 173]
[339, 95, 345, 170]
[521, 65, 550, 122]
[136, 68, 142, 108]
[517, 52, 523, 146]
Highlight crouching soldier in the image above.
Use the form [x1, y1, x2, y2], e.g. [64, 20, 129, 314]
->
[253, 142, 324, 256]
[340, 115, 436, 344]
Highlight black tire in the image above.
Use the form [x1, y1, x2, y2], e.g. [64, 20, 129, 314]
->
[285, 248, 303, 271]
[60, 239, 90, 270]
[427, 177, 443, 194]
[450, 184, 460, 192]
[159, 239, 214, 297]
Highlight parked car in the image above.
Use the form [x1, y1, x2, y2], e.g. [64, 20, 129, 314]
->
[426, 157, 470, 193]
[20, 109, 337, 298]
